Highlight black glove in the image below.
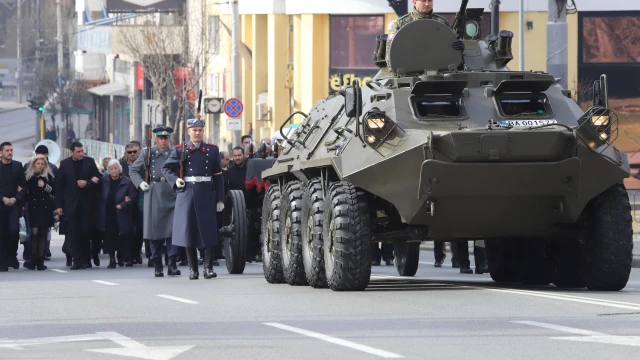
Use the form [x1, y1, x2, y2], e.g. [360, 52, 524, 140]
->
[452, 39, 465, 51]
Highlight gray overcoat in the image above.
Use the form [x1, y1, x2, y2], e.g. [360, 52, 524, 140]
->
[130, 146, 176, 240]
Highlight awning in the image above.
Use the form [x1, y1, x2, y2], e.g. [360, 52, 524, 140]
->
[87, 83, 128, 97]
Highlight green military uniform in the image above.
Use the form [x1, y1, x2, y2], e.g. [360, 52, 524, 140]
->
[386, 9, 451, 68]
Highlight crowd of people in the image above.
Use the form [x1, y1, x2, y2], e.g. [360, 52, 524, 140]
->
[0, 117, 271, 278]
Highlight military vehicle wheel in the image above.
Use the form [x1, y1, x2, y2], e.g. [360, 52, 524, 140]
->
[552, 240, 584, 288]
[280, 181, 308, 286]
[486, 239, 519, 283]
[582, 183, 633, 291]
[261, 185, 285, 283]
[221, 190, 248, 274]
[393, 241, 420, 276]
[301, 179, 327, 288]
[517, 241, 553, 286]
[323, 182, 372, 291]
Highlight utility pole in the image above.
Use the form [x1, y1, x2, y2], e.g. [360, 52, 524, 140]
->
[57, 0, 63, 75]
[547, 0, 568, 88]
[491, 0, 500, 35]
[16, 0, 22, 103]
[35, 0, 41, 143]
[230, 0, 241, 146]
[519, 0, 524, 71]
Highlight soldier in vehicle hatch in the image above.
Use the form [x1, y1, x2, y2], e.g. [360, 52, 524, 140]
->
[386, 0, 465, 67]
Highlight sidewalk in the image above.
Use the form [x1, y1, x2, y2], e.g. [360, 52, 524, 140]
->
[0, 100, 27, 113]
[420, 240, 640, 269]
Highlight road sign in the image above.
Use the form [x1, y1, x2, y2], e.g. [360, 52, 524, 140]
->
[226, 118, 242, 131]
[55, 76, 67, 88]
[224, 98, 243, 118]
[205, 98, 223, 114]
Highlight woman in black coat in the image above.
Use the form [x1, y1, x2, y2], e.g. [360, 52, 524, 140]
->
[24, 155, 55, 270]
[95, 159, 138, 268]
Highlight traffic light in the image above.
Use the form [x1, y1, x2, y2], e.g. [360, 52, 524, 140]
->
[27, 97, 45, 112]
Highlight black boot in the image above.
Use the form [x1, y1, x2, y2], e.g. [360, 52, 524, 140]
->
[37, 257, 47, 271]
[204, 268, 217, 279]
[108, 255, 116, 269]
[66, 256, 72, 267]
[154, 259, 164, 277]
[93, 254, 100, 267]
[460, 266, 473, 274]
[24, 258, 36, 270]
[474, 246, 489, 274]
[189, 267, 199, 280]
[203, 247, 217, 279]
[167, 257, 181, 276]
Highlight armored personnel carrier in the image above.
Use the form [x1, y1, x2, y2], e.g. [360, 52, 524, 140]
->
[251, 1, 632, 291]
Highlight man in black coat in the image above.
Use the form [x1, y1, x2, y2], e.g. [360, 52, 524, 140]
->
[120, 142, 148, 265]
[55, 142, 101, 270]
[0, 142, 27, 271]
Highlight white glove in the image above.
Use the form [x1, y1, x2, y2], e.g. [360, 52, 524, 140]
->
[140, 182, 150, 191]
[176, 178, 186, 189]
[216, 201, 224, 212]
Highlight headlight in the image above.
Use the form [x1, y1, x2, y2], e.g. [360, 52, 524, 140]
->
[598, 132, 608, 141]
[591, 115, 609, 126]
[366, 135, 377, 144]
[367, 118, 385, 132]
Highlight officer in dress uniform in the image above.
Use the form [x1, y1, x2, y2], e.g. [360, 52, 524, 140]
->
[162, 118, 225, 280]
[130, 126, 181, 277]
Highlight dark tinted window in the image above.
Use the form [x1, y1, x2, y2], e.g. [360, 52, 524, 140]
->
[499, 97, 548, 117]
[414, 99, 461, 118]
[330, 16, 384, 69]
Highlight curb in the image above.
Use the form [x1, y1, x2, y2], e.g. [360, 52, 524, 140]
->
[420, 243, 640, 269]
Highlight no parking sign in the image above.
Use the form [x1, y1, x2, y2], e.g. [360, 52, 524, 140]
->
[224, 98, 244, 118]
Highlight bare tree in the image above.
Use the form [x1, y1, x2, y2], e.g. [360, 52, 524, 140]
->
[116, 2, 206, 142]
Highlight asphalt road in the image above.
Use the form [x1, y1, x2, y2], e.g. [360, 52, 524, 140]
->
[0, 233, 639, 360]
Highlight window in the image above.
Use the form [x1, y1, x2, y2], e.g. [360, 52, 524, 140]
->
[413, 97, 464, 119]
[497, 95, 551, 117]
[330, 15, 384, 69]
[209, 16, 220, 55]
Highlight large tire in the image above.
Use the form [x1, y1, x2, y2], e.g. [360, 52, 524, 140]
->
[323, 182, 372, 291]
[280, 181, 308, 286]
[486, 239, 519, 283]
[582, 183, 633, 291]
[393, 241, 420, 276]
[261, 185, 285, 283]
[301, 179, 327, 288]
[221, 190, 247, 274]
[517, 240, 553, 286]
[552, 240, 585, 288]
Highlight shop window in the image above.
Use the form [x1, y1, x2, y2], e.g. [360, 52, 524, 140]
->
[330, 15, 384, 69]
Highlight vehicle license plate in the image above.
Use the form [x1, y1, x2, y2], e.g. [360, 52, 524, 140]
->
[500, 120, 558, 127]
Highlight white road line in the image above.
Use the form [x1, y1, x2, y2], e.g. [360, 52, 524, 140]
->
[485, 288, 640, 311]
[263, 322, 404, 359]
[156, 294, 199, 305]
[512, 321, 606, 336]
[49, 269, 67, 273]
[503, 288, 640, 307]
[92, 280, 118, 286]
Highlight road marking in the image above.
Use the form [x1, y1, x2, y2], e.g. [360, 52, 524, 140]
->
[92, 280, 118, 286]
[49, 269, 67, 273]
[263, 322, 403, 358]
[156, 294, 199, 305]
[512, 321, 605, 336]
[0, 334, 104, 350]
[485, 288, 640, 311]
[86, 332, 194, 360]
[513, 320, 640, 347]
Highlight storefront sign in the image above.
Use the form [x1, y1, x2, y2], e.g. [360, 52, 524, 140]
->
[137, 64, 144, 91]
[328, 69, 378, 92]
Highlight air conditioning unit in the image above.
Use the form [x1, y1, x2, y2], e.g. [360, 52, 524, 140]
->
[256, 102, 269, 121]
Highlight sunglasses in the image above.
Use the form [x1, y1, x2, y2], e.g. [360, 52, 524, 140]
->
[127, 150, 138, 154]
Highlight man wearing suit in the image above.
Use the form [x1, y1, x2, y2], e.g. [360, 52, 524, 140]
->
[0, 142, 27, 271]
[55, 142, 101, 270]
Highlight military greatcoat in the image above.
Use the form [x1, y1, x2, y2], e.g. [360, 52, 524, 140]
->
[130, 145, 176, 240]
[162, 141, 224, 248]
